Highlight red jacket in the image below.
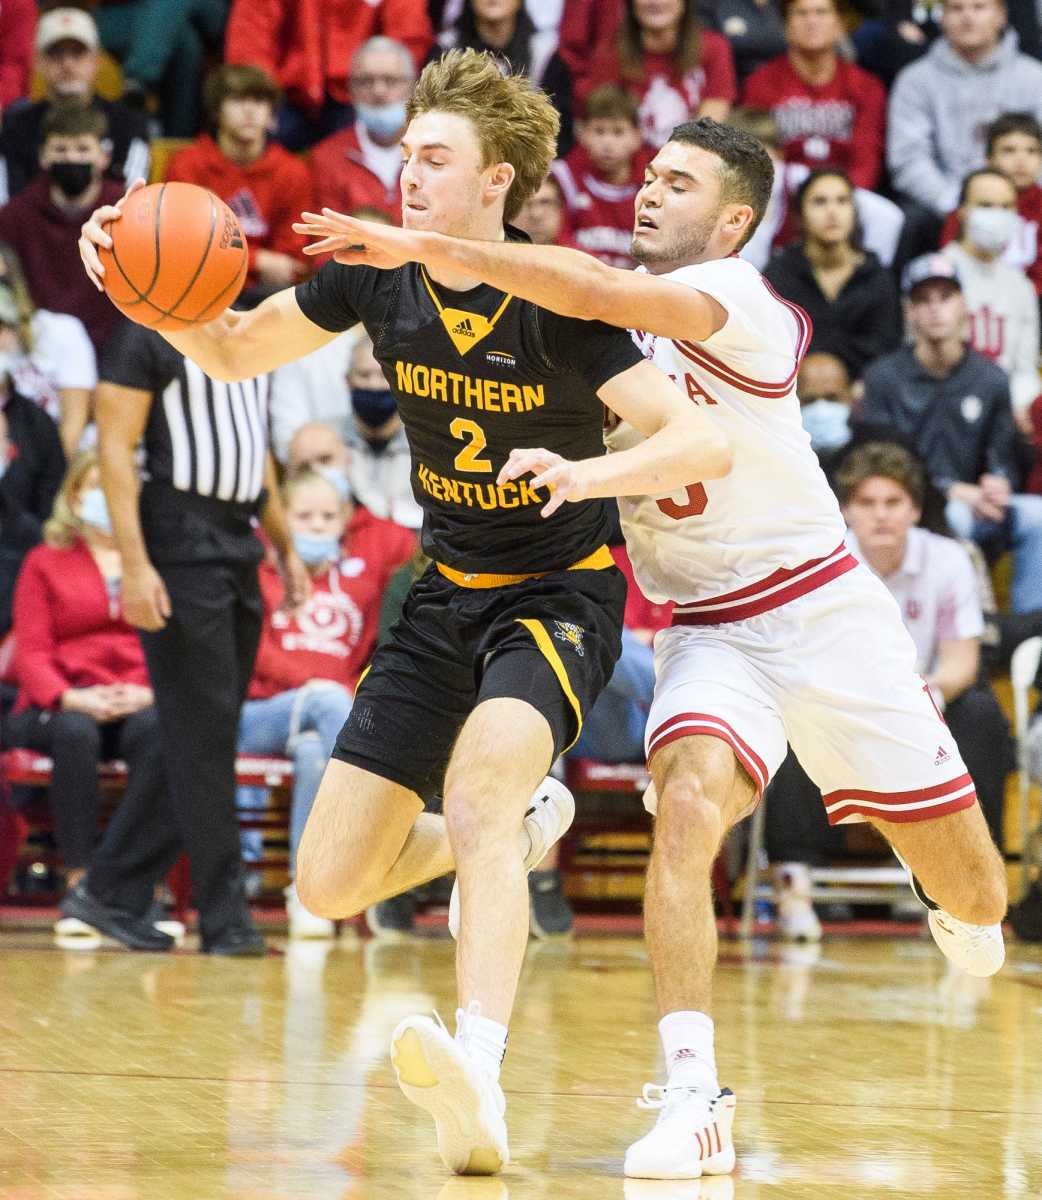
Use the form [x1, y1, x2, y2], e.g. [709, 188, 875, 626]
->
[742, 56, 886, 190]
[0, 0, 34, 109]
[249, 508, 415, 698]
[577, 34, 737, 147]
[940, 184, 1042, 297]
[225, 0, 433, 113]
[309, 123, 402, 222]
[165, 135, 313, 284]
[0, 175, 124, 354]
[550, 143, 655, 268]
[12, 541, 150, 713]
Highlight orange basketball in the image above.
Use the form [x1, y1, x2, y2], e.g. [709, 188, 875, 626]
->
[98, 182, 249, 330]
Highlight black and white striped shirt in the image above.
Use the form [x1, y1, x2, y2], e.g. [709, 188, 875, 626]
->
[101, 322, 269, 504]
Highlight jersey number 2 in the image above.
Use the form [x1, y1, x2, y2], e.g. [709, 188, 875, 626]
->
[450, 417, 493, 474]
[657, 483, 708, 519]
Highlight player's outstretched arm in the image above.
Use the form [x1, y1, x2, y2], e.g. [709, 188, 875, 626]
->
[500, 360, 731, 517]
[80, 186, 338, 382]
[295, 210, 727, 343]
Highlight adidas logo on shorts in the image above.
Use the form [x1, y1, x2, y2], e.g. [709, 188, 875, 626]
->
[934, 745, 950, 766]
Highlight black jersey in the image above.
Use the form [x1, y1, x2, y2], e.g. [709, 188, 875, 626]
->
[295, 232, 644, 574]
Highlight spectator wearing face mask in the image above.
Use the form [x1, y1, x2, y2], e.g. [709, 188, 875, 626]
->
[5, 452, 164, 924]
[239, 468, 415, 937]
[309, 38, 416, 223]
[797, 350, 853, 469]
[941, 169, 1040, 424]
[0, 105, 124, 356]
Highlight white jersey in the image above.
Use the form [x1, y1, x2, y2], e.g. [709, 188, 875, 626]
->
[606, 256, 849, 618]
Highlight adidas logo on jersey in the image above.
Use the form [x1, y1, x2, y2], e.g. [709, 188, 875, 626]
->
[934, 745, 950, 766]
[451, 316, 476, 338]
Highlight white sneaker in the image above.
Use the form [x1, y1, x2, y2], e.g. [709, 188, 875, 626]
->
[53, 916, 102, 948]
[624, 1086, 736, 1180]
[390, 1013, 509, 1175]
[772, 864, 822, 942]
[285, 883, 336, 940]
[448, 777, 575, 939]
[927, 909, 1005, 978]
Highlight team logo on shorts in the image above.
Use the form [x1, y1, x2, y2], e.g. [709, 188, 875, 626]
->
[553, 621, 585, 657]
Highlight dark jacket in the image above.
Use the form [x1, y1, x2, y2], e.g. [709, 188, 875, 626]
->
[763, 243, 902, 378]
[860, 345, 1019, 492]
[0, 97, 150, 205]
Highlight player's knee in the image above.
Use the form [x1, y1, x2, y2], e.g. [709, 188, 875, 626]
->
[444, 779, 515, 860]
[295, 845, 367, 919]
[655, 779, 724, 858]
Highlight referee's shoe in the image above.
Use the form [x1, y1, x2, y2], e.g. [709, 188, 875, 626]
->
[60, 882, 174, 952]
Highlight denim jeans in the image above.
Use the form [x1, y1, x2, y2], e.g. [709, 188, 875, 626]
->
[237, 682, 353, 874]
[946, 493, 1042, 613]
[569, 627, 656, 763]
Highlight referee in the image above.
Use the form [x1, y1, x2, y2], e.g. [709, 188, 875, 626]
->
[61, 319, 308, 954]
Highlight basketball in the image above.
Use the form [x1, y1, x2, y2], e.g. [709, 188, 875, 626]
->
[98, 182, 249, 330]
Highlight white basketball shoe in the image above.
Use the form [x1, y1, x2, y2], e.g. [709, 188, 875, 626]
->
[390, 1012, 509, 1175]
[895, 851, 1005, 977]
[448, 777, 575, 939]
[624, 1085, 737, 1180]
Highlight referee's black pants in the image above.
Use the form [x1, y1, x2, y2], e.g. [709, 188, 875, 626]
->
[87, 488, 263, 941]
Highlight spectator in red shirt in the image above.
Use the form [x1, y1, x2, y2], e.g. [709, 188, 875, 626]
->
[578, 0, 737, 148]
[238, 468, 415, 936]
[166, 65, 313, 299]
[940, 112, 1042, 301]
[5, 451, 164, 902]
[225, 0, 433, 151]
[551, 85, 655, 269]
[309, 37, 416, 223]
[0, 105, 123, 356]
[0, 0, 34, 116]
[742, 0, 886, 190]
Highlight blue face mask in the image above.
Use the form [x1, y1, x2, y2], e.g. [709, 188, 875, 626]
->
[355, 100, 407, 141]
[78, 486, 113, 534]
[317, 465, 352, 503]
[800, 399, 851, 454]
[351, 386, 397, 430]
[293, 532, 340, 566]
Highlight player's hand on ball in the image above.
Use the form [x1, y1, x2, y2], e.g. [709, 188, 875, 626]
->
[293, 209, 423, 271]
[78, 177, 146, 291]
[498, 448, 588, 518]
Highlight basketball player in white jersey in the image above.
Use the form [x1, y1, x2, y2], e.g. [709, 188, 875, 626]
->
[296, 118, 1008, 1180]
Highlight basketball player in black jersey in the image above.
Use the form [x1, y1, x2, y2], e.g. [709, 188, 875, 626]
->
[78, 50, 731, 1177]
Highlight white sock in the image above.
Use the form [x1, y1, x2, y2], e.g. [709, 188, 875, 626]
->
[456, 1005, 508, 1083]
[659, 1010, 718, 1092]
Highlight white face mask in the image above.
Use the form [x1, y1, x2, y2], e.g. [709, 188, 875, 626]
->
[966, 206, 1018, 254]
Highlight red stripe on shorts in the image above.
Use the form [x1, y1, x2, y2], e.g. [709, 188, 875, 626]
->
[823, 773, 978, 825]
[647, 711, 769, 795]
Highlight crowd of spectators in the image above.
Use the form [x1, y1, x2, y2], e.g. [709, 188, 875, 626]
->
[1, 0, 1042, 942]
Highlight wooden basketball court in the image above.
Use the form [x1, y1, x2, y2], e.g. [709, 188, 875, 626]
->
[2, 925, 1040, 1198]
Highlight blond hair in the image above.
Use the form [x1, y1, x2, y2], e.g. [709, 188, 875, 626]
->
[281, 467, 344, 507]
[408, 49, 559, 224]
[44, 450, 99, 548]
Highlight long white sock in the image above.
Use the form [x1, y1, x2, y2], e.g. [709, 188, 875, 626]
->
[659, 1010, 718, 1092]
[456, 1005, 508, 1082]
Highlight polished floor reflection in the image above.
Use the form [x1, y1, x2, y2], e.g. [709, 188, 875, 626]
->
[1, 927, 1040, 1199]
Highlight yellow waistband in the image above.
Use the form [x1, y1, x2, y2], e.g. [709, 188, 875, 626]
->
[436, 544, 614, 589]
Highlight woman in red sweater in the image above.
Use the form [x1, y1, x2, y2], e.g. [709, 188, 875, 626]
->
[6, 451, 163, 897]
[577, 0, 737, 148]
[238, 468, 414, 936]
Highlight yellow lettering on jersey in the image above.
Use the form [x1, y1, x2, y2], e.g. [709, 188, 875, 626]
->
[522, 385, 544, 410]
[500, 382, 524, 412]
[416, 461, 547, 511]
[395, 360, 546, 412]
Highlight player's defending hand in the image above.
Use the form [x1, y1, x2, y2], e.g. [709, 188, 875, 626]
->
[293, 209, 425, 270]
[499, 448, 588, 518]
[78, 178, 146, 291]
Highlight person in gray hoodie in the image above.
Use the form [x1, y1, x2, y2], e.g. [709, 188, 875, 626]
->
[887, 0, 1042, 221]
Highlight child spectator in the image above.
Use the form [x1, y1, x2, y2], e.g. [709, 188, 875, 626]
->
[940, 113, 1042, 302]
[0, 8, 149, 205]
[5, 452, 164, 918]
[550, 85, 654, 269]
[0, 105, 124, 356]
[742, 0, 886, 190]
[578, 0, 737, 148]
[764, 169, 901, 379]
[309, 38, 415, 223]
[942, 169, 1040, 420]
[166, 65, 313, 298]
[239, 468, 415, 937]
[225, 0, 433, 151]
[0, 244, 96, 456]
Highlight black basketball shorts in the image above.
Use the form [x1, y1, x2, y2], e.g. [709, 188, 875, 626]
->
[332, 560, 626, 802]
